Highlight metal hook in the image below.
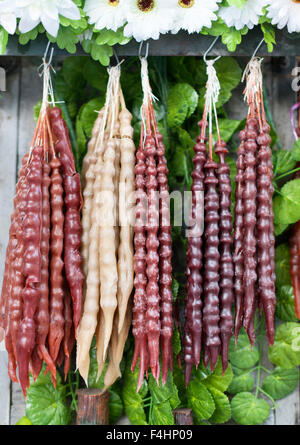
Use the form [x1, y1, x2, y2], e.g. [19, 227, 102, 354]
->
[113, 47, 120, 66]
[139, 41, 149, 60]
[251, 37, 265, 61]
[203, 36, 221, 64]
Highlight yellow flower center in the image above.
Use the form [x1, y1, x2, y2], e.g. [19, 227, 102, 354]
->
[108, 0, 119, 5]
[178, 0, 195, 8]
[137, 0, 155, 12]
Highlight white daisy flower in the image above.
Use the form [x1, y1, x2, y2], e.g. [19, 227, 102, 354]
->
[267, 0, 300, 33]
[172, 0, 222, 34]
[84, 0, 126, 32]
[17, 0, 80, 37]
[123, 0, 177, 42]
[0, 0, 19, 34]
[219, 0, 268, 31]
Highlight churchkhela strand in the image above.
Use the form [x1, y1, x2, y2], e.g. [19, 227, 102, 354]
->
[131, 56, 173, 389]
[77, 65, 135, 390]
[184, 58, 234, 384]
[233, 57, 276, 346]
[1, 58, 83, 397]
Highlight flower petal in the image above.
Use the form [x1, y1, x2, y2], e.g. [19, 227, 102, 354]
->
[0, 12, 17, 34]
[41, 12, 59, 37]
[18, 11, 39, 33]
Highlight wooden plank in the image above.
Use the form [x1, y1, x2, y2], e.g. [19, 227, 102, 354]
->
[4, 30, 300, 58]
[0, 60, 20, 425]
[9, 58, 43, 425]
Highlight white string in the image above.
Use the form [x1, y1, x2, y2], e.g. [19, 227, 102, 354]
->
[96, 64, 121, 147]
[242, 57, 263, 109]
[140, 57, 158, 148]
[204, 59, 221, 143]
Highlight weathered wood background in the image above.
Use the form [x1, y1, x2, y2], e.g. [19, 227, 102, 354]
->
[0, 56, 298, 425]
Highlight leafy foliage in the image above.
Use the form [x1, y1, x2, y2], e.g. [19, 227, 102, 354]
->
[26, 371, 71, 425]
[17, 53, 300, 426]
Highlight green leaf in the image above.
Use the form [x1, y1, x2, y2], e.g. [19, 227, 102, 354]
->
[291, 139, 300, 162]
[82, 38, 113, 66]
[151, 401, 174, 426]
[170, 146, 190, 184]
[274, 222, 289, 236]
[95, 28, 131, 46]
[275, 244, 292, 288]
[261, 22, 276, 53]
[268, 322, 300, 369]
[276, 285, 298, 323]
[75, 114, 87, 168]
[262, 367, 299, 400]
[227, 372, 255, 395]
[273, 150, 297, 176]
[198, 357, 233, 392]
[172, 276, 179, 300]
[62, 56, 87, 89]
[0, 27, 8, 55]
[18, 27, 39, 45]
[15, 416, 33, 425]
[82, 58, 108, 91]
[148, 372, 180, 410]
[167, 83, 198, 127]
[228, 333, 259, 369]
[214, 118, 241, 143]
[221, 27, 248, 53]
[87, 344, 108, 389]
[26, 372, 70, 425]
[47, 27, 79, 53]
[273, 179, 300, 225]
[208, 388, 231, 424]
[79, 97, 105, 139]
[187, 380, 215, 421]
[109, 390, 124, 424]
[172, 327, 181, 357]
[231, 392, 270, 425]
[122, 358, 148, 425]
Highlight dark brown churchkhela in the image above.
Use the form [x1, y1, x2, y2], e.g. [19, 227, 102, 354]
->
[232, 58, 276, 346]
[203, 157, 220, 371]
[215, 140, 234, 371]
[156, 130, 173, 385]
[256, 126, 276, 345]
[183, 61, 235, 383]
[233, 134, 246, 342]
[242, 116, 258, 341]
[184, 132, 206, 384]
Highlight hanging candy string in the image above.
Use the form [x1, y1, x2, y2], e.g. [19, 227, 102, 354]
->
[202, 57, 221, 159]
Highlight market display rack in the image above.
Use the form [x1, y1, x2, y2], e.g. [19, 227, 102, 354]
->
[3, 29, 300, 58]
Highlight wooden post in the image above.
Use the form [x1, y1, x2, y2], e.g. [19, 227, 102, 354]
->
[76, 389, 110, 425]
[173, 409, 194, 426]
